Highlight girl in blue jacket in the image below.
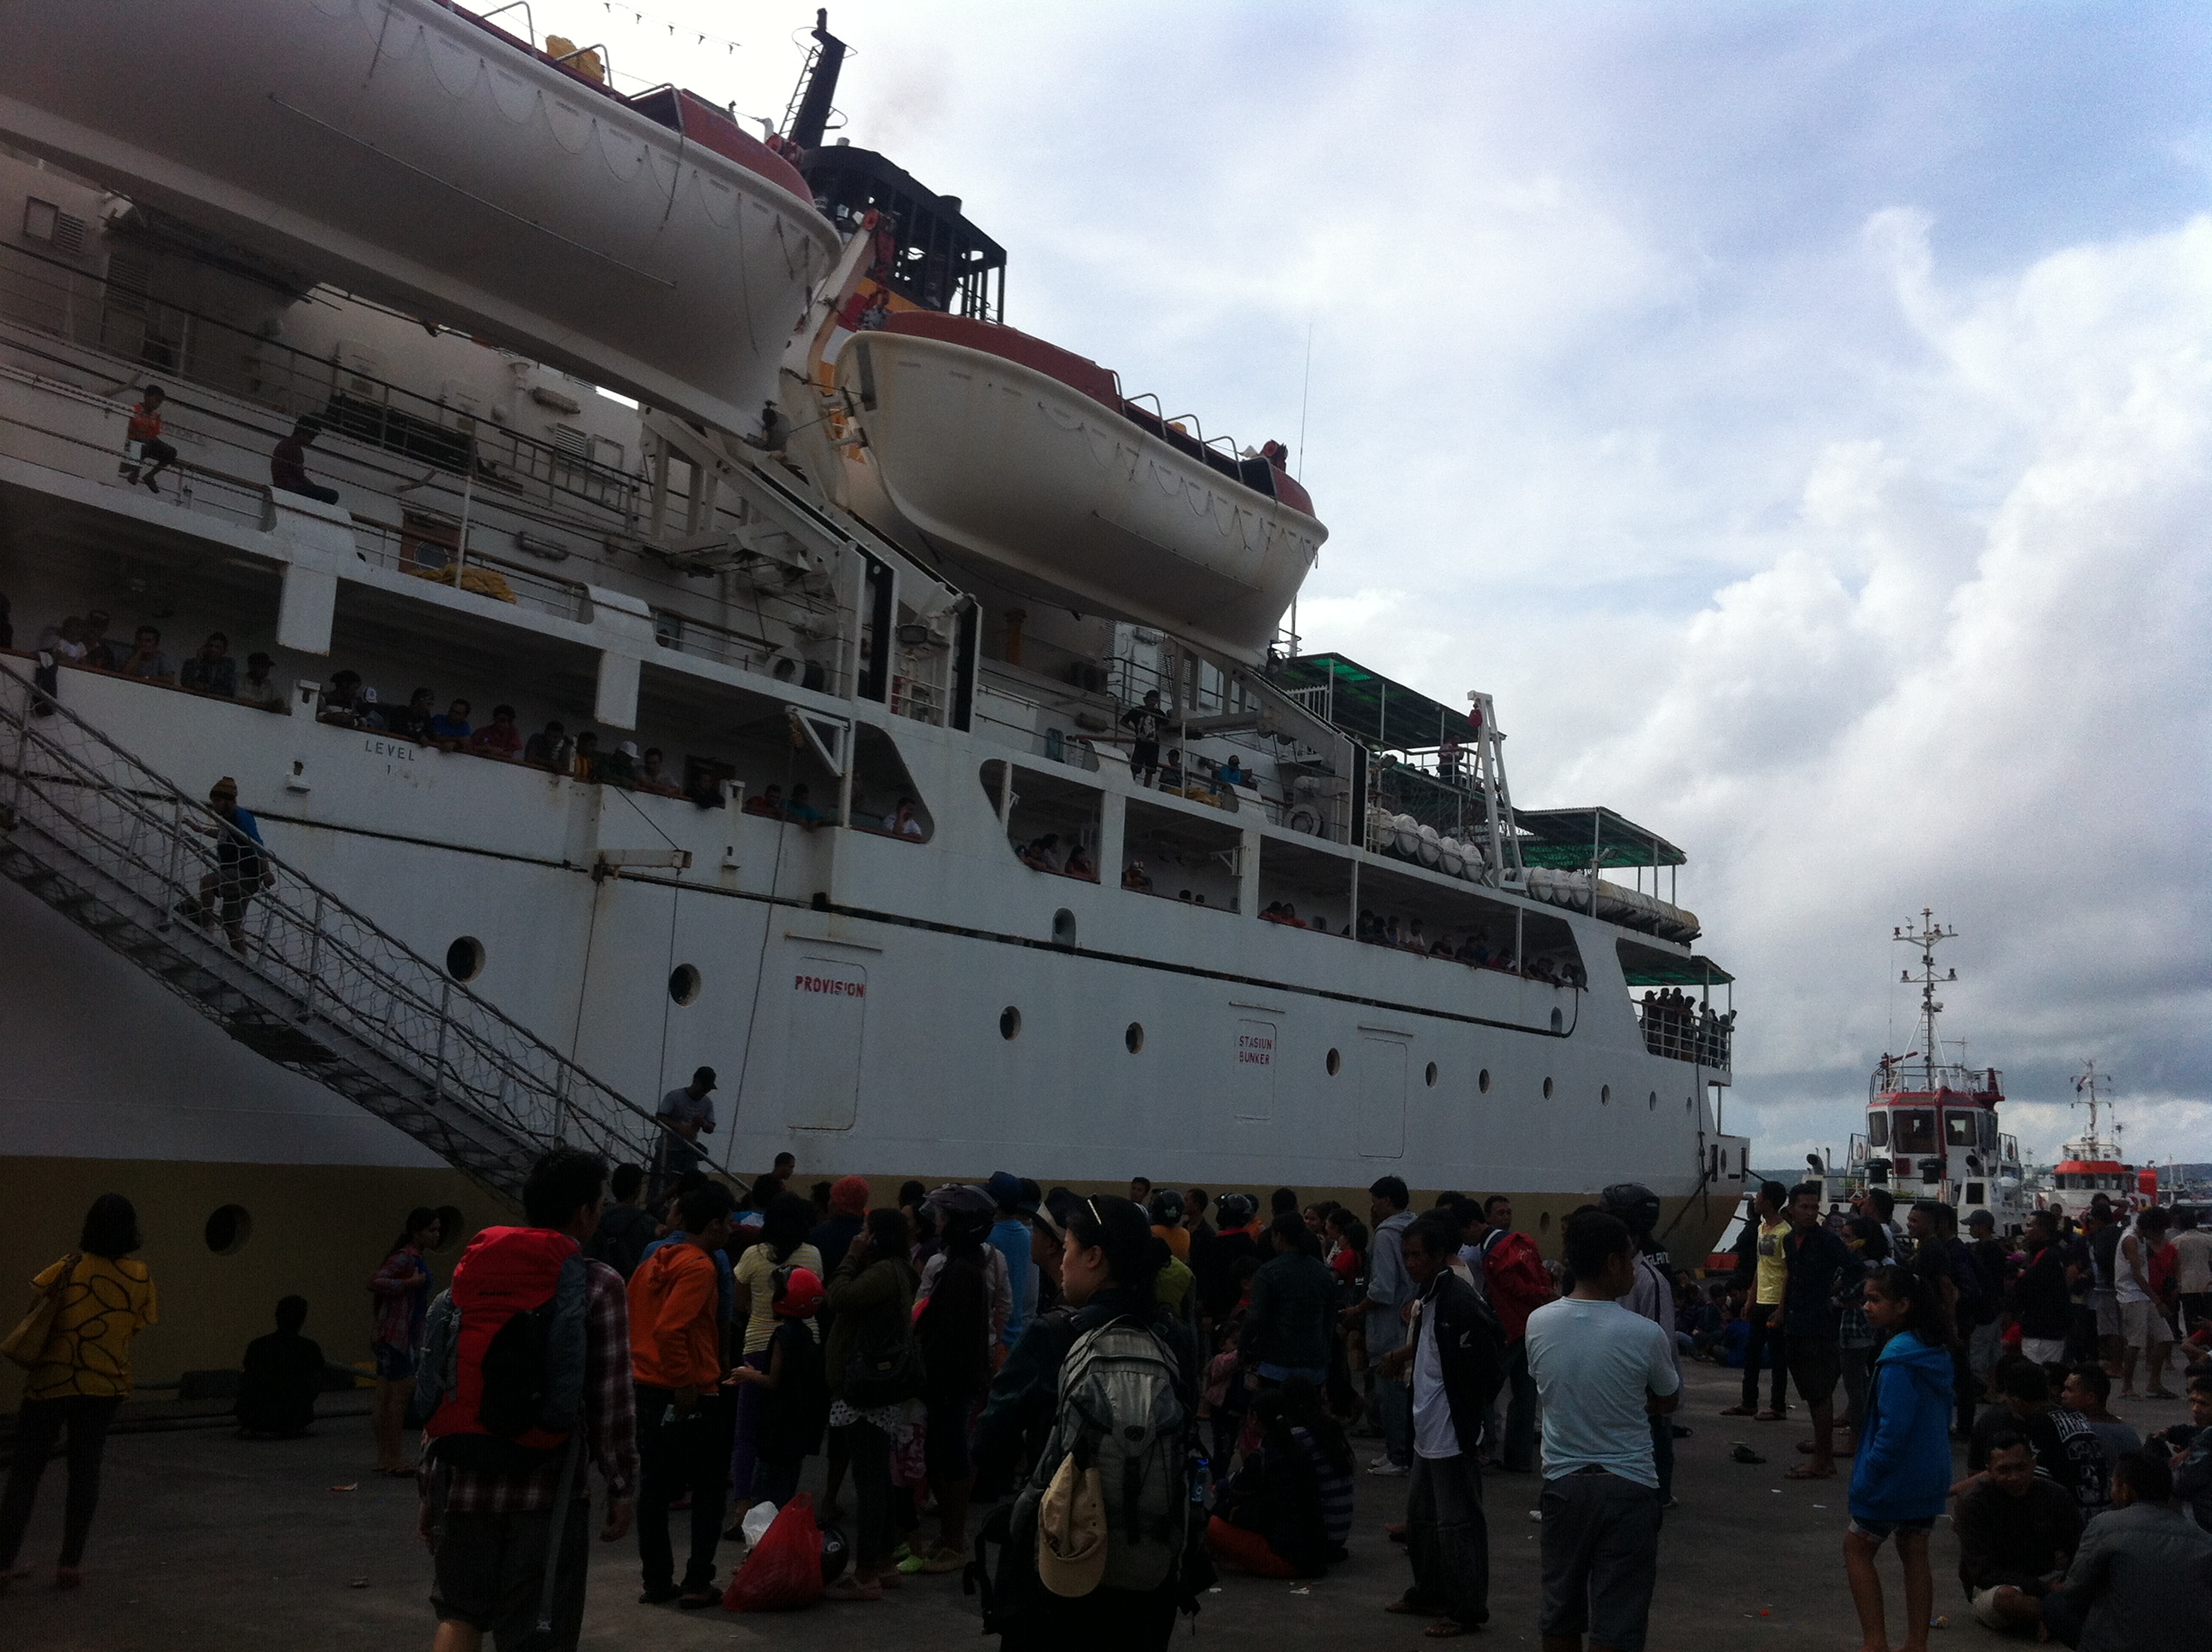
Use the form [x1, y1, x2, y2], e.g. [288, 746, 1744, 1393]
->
[1843, 1265, 1955, 1652]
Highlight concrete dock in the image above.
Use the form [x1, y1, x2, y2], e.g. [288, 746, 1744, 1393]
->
[5, 1361, 2187, 1650]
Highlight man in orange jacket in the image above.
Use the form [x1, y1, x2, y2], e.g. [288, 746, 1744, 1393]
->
[629, 1184, 732, 1608]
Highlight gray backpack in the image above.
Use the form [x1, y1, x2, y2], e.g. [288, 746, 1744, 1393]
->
[1033, 1317, 1194, 1593]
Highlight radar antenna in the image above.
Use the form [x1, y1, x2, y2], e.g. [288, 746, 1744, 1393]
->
[2071, 1060, 2118, 1158]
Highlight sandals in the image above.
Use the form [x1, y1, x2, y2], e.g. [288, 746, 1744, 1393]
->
[1754, 1409, 1786, 1422]
[822, 1576, 883, 1602]
[2146, 1388, 2180, 1400]
[1423, 1621, 1476, 1637]
[1718, 1405, 1757, 1417]
[1784, 1463, 1836, 1480]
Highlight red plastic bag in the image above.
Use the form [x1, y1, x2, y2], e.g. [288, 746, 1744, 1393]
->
[722, 1493, 824, 1612]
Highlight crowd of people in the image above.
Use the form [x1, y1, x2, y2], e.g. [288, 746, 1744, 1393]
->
[1635, 988, 1734, 1067]
[8, 1168, 2208, 1652]
[9, 599, 288, 713]
[1708, 1178, 2212, 1650]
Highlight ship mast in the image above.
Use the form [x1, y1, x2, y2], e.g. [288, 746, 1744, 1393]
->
[1895, 907, 1957, 1091]
[2071, 1060, 2118, 1158]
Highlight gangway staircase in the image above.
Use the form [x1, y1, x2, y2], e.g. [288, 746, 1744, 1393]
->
[0, 659, 665, 1201]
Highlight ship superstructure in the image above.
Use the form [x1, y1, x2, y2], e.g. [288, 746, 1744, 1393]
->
[2040, 1062, 2151, 1219]
[1851, 910, 2025, 1232]
[0, 1, 1748, 1381]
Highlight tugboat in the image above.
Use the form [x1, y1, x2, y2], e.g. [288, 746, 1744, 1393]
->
[2040, 1062, 2151, 1219]
[1851, 910, 2027, 1233]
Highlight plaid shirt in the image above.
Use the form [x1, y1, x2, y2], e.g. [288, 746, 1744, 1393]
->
[422, 1256, 639, 1513]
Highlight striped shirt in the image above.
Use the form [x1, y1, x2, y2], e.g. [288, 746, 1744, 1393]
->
[1294, 1425, 1355, 1549]
[422, 1256, 638, 1512]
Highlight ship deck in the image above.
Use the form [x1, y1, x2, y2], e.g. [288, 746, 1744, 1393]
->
[9, 1358, 2183, 1650]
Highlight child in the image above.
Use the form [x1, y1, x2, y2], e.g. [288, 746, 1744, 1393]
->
[1843, 1265, 1956, 1652]
[724, 1265, 829, 1512]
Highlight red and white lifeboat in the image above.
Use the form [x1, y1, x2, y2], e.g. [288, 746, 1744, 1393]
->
[0, 0, 838, 433]
[835, 312, 1326, 666]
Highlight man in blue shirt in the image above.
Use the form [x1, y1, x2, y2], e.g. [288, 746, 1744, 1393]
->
[178, 775, 272, 956]
[983, 1172, 1036, 1352]
[1526, 1209, 1679, 1652]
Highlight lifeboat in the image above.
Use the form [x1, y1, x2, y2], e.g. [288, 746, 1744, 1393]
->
[834, 312, 1326, 665]
[0, 0, 838, 433]
[1524, 869, 1701, 943]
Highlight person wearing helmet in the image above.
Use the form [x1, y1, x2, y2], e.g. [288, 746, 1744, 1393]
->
[726, 1265, 829, 1511]
[1603, 1184, 1683, 1508]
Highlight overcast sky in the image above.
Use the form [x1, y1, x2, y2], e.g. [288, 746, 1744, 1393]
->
[540, 1, 2212, 1168]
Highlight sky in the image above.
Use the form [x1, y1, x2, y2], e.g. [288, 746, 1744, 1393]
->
[535, 0, 2212, 1169]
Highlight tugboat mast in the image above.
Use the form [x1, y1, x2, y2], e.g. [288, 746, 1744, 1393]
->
[1895, 907, 1958, 1091]
[2071, 1060, 2120, 1158]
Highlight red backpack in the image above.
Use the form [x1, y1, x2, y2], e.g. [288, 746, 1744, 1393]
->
[419, 1227, 589, 1469]
[1482, 1230, 1558, 1340]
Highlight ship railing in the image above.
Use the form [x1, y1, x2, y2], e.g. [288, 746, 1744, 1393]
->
[0, 237, 645, 538]
[1638, 1005, 1732, 1070]
[346, 512, 593, 625]
[0, 656, 666, 1198]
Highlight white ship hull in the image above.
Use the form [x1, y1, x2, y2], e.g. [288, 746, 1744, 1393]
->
[0, 0, 838, 432]
[836, 331, 1326, 666]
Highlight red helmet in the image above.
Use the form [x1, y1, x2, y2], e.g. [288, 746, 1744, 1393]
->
[773, 1265, 824, 1319]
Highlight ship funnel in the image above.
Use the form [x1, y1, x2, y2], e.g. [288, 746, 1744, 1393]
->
[789, 9, 849, 151]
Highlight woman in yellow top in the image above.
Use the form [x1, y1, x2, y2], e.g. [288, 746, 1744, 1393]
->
[1, 1194, 157, 1591]
[722, 1192, 821, 1540]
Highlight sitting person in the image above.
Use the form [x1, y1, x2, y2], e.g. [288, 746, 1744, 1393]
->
[1121, 858, 1152, 892]
[237, 651, 286, 712]
[179, 631, 236, 696]
[521, 718, 570, 769]
[743, 782, 785, 817]
[270, 417, 340, 504]
[1206, 1387, 1333, 1579]
[1954, 1433, 2081, 1635]
[2060, 1364, 2142, 1469]
[784, 782, 825, 829]
[1217, 755, 1246, 788]
[1062, 841, 1094, 879]
[568, 730, 600, 782]
[235, 1294, 325, 1438]
[467, 704, 523, 759]
[317, 669, 375, 728]
[388, 687, 437, 743]
[885, 795, 925, 838]
[2170, 1362, 2211, 1533]
[597, 739, 639, 787]
[1997, 1358, 2112, 1520]
[426, 697, 472, 751]
[637, 747, 684, 797]
[119, 625, 172, 683]
[2040, 1450, 2212, 1647]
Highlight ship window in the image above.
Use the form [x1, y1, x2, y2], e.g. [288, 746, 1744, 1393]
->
[1125, 1022, 1145, 1054]
[1477, 1068, 1491, 1093]
[1542, 1077, 1554, 1100]
[1945, 1112, 1976, 1148]
[999, 1007, 1021, 1040]
[1965, 1182, 1987, 1205]
[1327, 1048, 1342, 1077]
[204, 1205, 253, 1257]
[1979, 1114, 1998, 1151]
[1866, 1113, 1889, 1149]
[1893, 1109, 1937, 1155]
[667, 964, 701, 1005]
[1425, 1062, 1439, 1088]
[1600, 1085, 1610, 1106]
[446, 936, 486, 982]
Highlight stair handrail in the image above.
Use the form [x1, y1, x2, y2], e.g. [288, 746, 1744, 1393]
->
[0, 657, 669, 1179]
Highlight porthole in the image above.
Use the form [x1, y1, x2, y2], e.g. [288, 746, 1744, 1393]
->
[1542, 1077, 1554, 1100]
[1000, 1007, 1022, 1040]
[445, 935, 485, 982]
[1540, 1210, 1552, 1233]
[1125, 1021, 1145, 1054]
[1650, 1091, 1659, 1112]
[667, 964, 701, 1005]
[1052, 908, 1078, 948]
[429, 1206, 467, 1253]
[1601, 1085, 1611, 1106]
[1549, 1007, 1563, 1033]
[1478, 1068, 1491, 1093]
[204, 1204, 253, 1256]
[1326, 1047, 1342, 1076]
[1424, 1062, 1439, 1088]
[1686, 1094, 1695, 1112]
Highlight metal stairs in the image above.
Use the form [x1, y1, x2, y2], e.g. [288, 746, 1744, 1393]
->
[0, 659, 664, 1201]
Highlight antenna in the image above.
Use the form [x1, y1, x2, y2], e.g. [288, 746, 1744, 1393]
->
[1893, 907, 1958, 1093]
[1295, 321, 1313, 478]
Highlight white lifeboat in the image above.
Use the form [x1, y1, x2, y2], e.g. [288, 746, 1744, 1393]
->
[834, 314, 1326, 666]
[1415, 823, 1444, 869]
[0, 0, 839, 433]
[1438, 836, 1466, 878]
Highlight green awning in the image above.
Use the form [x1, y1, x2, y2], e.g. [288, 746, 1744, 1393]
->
[1266, 652, 1476, 753]
[1513, 806, 1686, 870]
[1617, 941, 1733, 987]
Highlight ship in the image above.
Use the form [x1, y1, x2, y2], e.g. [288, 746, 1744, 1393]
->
[0, 1, 1748, 1385]
[2035, 1062, 2153, 1219]
[1850, 910, 2027, 1233]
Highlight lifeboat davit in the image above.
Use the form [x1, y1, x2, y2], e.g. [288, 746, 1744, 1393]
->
[835, 312, 1327, 665]
[0, 0, 839, 433]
